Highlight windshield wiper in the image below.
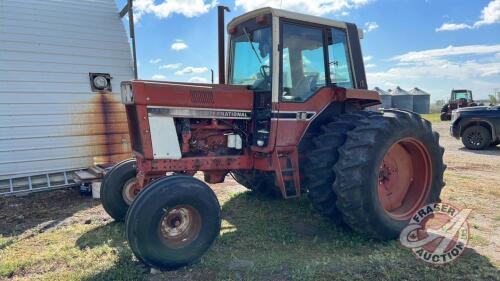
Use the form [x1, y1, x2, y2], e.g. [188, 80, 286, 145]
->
[242, 27, 263, 65]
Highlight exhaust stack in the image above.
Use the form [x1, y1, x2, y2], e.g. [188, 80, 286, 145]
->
[218, 6, 230, 84]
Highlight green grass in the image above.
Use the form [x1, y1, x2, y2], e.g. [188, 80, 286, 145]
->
[1, 191, 498, 281]
[421, 113, 442, 123]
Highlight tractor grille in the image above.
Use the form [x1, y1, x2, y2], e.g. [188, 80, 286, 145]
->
[190, 90, 214, 104]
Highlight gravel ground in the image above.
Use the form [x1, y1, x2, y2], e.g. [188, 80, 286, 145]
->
[432, 121, 500, 265]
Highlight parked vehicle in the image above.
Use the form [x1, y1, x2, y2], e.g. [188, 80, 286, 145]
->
[450, 106, 500, 150]
[102, 7, 445, 270]
[440, 89, 479, 121]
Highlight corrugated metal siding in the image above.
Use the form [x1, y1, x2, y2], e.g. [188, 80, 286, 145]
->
[412, 95, 430, 114]
[379, 95, 392, 109]
[0, 0, 134, 181]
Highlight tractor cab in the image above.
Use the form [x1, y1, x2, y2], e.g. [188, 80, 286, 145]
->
[451, 89, 473, 102]
[228, 7, 367, 100]
[227, 8, 376, 149]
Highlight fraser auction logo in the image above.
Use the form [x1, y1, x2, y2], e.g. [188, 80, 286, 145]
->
[399, 202, 471, 264]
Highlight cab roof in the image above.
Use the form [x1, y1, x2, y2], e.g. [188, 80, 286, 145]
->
[227, 7, 363, 39]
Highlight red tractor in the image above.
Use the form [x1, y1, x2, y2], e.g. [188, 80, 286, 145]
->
[440, 89, 478, 121]
[101, 7, 445, 270]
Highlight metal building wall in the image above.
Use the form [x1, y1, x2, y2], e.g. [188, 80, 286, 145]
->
[390, 87, 413, 111]
[0, 0, 134, 194]
[409, 88, 430, 114]
[380, 95, 392, 109]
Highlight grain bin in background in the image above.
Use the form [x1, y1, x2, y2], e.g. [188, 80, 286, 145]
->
[0, 0, 134, 195]
[373, 87, 392, 109]
[409, 87, 430, 114]
[390, 86, 413, 111]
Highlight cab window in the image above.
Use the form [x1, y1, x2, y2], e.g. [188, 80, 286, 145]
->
[328, 28, 353, 88]
[281, 22, 326, 102]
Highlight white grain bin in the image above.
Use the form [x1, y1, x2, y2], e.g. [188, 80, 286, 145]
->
[0, 0, 134, 195]
[390, 86, 413, 111]
[409, 87, 430, 114]
[373, 87, 392, 109]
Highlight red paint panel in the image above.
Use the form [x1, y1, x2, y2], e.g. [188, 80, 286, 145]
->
[131, 81, 254, 110]
[275, 121, 308, 146]
[278, 88, 334, 112]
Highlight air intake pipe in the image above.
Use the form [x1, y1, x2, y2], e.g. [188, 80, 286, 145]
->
[218, 5, 230, 84]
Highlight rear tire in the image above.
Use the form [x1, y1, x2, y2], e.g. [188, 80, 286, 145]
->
[125, 175, 221, 270]
[332, 110, 445, 240]
[302, 112, 375, 223]
[440, 112, 450, 121]
[461, 125, 491, 150]
[100, 159, 138, 221]
[231, 171, 281, 197]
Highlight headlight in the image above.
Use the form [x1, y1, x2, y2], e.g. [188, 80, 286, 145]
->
[451, 110, 459, 122]
[121, 82, 134, 104]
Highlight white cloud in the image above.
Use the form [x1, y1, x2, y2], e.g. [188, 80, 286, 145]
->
[435, 23, 471, 32]
[367, 44, 500, 100]
[159, 63, 182, 70]
[364, 55, 373, 62]
[474, 0, 500, 27]
[363, 22, 379, 33]
[189, 76, 209, 83]
[171, 39, 188, 51]
[365, 63, 376, 68]
[436, 0, 500, 31]
[175, 66, 209, 75]
[391, 44, 500, 62]
[234, 0, 371, 16]
[341, 11, 350, 16]
[134, 0, 217, 21]
[151, 74, 167, 80]
[149, 58, 162, 64]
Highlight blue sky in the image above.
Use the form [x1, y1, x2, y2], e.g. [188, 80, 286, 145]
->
[115, 0, 500, 101]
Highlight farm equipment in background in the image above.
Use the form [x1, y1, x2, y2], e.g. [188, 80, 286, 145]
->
[440, 89, 479, 121]
[101, 7, 445, 270]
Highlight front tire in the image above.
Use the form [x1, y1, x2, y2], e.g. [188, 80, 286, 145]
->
[100, 159, 138, 221]
[125, 175, 221, 270]
[461, 125, 491, 150]
[332, 110, 445, 240]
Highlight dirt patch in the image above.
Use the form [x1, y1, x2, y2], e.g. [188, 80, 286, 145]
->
[0, 188, 101, 237]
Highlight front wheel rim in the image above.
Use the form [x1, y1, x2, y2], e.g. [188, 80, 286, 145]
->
[158, 205, 202, 249]
[377, 138, 433, 220]
[466, 130, 484, 147]
[122, 178, 140, 205]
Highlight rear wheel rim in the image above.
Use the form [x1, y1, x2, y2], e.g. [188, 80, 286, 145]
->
[158, 205, 202, 249]
[122, 178, 140, 205]
[377, 138, 432, 220]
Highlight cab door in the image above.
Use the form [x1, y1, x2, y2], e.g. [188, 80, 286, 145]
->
[275, 21, 355, 146]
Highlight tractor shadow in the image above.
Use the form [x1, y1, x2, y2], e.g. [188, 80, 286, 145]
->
[76, 222, 148, 280]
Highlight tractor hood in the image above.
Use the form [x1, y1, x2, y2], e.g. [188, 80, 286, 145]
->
[122, 80, 254, 111]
